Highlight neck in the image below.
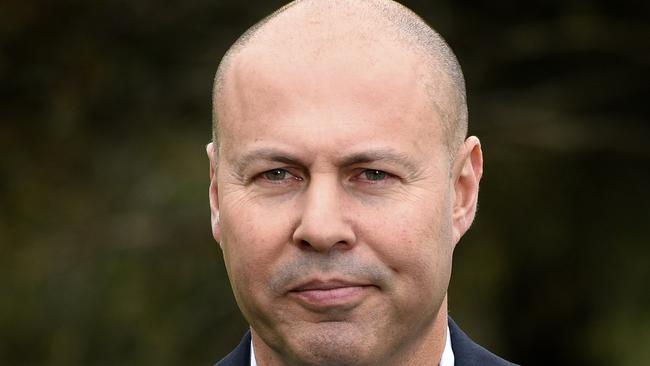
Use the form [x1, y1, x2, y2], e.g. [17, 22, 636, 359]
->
[388, 296, 448, 366]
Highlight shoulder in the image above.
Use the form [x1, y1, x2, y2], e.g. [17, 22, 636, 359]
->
[448, 317, 519, 366]
[214, 331, 251, 366]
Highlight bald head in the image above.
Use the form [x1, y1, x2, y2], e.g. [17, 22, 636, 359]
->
[212, 0, 467, 158]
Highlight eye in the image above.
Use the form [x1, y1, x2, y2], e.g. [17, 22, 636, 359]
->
[363, 169, 387, 181]
[256, 168, 304, 186]
[262, 168, 291, 181]
[352, 169, 397, 185]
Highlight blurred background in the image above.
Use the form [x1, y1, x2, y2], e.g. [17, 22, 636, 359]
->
[1, 0, 648, 365]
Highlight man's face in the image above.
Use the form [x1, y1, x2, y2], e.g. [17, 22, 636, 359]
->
[209, 39, 472, 365]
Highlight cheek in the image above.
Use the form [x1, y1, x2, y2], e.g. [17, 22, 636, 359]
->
[362, 194, 454, 290]
[220, 200, 293, 292]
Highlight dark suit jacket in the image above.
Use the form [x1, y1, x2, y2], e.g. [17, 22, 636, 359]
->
[215, 317, 518, 366]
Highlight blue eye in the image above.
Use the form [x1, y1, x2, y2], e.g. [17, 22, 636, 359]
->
[262, 169, 289, 181]
[363, 169, 387, 181]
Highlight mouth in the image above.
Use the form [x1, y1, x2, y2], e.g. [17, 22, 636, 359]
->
[288, 279, 376, 311]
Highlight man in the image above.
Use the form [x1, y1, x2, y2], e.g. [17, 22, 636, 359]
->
[207, 0, 517, 365]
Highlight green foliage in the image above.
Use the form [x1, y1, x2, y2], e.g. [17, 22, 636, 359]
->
[1, 0, 648, 365]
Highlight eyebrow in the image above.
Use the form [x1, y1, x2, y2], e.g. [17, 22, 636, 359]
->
[337, 149, 420, 173]
[230, 147, 420, 174]
[230, 147, 308, 174]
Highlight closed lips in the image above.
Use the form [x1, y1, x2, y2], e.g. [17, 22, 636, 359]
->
[290, 279, 373, 292]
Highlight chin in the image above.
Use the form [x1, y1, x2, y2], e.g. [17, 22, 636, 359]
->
[283, 323, 375, 366]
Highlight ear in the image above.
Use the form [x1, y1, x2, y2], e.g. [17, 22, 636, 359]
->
[451, 136, 483, 245]
[206, 142, 222, 248]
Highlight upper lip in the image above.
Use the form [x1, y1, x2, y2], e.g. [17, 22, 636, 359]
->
[290, 279, 373, 292]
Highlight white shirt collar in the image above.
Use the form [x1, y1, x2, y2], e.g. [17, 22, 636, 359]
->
[250, 325, 454, 366]
[250, 337, 257, 366]
[440, 324, 455, 366]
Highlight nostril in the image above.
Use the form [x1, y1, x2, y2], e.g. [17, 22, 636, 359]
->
[330, 241, 351, 253]
[297, 239, 352, 254]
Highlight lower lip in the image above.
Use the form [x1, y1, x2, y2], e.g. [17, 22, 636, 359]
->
[290, 286, 372, 309]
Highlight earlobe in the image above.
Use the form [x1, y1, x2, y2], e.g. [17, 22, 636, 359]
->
[207, 142, 222, 247]
[451, 137, 483, 245]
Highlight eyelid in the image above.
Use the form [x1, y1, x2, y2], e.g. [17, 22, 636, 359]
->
[254, 167, 303, 184]
[248, 165, 401, 185]
[351, 168, 399, 183]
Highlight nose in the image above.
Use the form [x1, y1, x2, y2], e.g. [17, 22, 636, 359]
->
[292, 175, 356, 253]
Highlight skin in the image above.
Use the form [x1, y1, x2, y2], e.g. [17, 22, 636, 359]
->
[208, 3, 483, 365]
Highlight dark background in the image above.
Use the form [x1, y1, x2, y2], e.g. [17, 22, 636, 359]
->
[1, 0, 648, 365]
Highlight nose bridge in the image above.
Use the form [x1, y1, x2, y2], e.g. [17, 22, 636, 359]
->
[293, 173, 355, 252]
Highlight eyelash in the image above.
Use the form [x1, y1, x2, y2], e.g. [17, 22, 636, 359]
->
[254, 168, 397, 185]
[257, 168, 302, 184]
[353, 169, 391, 183]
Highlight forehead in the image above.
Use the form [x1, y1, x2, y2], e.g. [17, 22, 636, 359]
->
[215, 16, 450, 162]
[229, 40, 431, 113]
